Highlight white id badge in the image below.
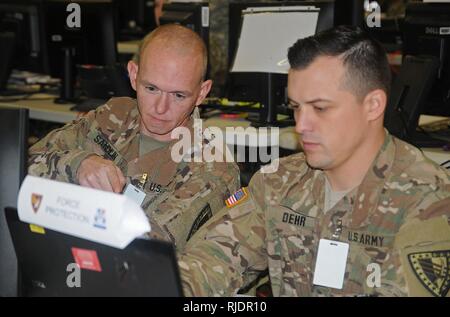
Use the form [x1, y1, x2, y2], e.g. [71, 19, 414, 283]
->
[312, 239, 349, 289]
[122, 183, 146, 206]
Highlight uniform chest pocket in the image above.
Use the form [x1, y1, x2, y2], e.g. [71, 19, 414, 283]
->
[344, 231, 404, 296]
[268, 206, 318, 296]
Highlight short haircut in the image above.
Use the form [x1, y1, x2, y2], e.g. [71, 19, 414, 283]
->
[133, 24, 208, 81]
[287, 25, 391, 100]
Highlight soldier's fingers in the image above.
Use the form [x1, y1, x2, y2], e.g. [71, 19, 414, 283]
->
[78, 176, 91, 189]
[82, 173, 104, 191]
[107, 168, 124, 193]
[114, 166, 126, 191]
[97, 169, 116, 192]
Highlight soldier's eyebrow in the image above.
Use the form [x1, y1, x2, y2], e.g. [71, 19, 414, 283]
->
[287, 97, 300, 106]
[140, 80, 193, 96]
[304, 98, 332, 104]
[287, 97, 332, 105]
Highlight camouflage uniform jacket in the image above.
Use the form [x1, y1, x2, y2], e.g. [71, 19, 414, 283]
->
[180, 132, 450, 296]
[28, 97, 240, 250]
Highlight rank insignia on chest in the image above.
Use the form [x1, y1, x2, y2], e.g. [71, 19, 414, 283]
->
[408, 250, 450, 297]
[225, 187, 248, 208]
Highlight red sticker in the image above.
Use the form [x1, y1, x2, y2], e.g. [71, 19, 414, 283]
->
[71, 247, 102, 272]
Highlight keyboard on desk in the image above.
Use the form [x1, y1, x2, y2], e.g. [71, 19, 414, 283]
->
[416, 118, 450, 146]
[428, 128, 450, 141]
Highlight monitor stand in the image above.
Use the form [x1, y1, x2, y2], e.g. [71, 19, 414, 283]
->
[55, 47, 79, 104]
[248, 73, 293, 128]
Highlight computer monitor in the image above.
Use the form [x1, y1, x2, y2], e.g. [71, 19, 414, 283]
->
[384, 55, 444, 148]
[160, 1, 209, 41]
[0, 107, 29, 296]
[0, 0, 49, 75]
[116, 0, 157, 41]
[334, 0, 364, 28]
[227, 1, 336, 126]
[160, 2, 209, 65]
[43, 0, 118, 80]
[0, 31, 16, 92]
[0, 0, 120, 102]
[402, 2, 450, 117]
[229, 1, 337, 68]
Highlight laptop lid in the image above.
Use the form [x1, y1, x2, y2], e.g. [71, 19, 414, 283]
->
[5, 207, 183, 297]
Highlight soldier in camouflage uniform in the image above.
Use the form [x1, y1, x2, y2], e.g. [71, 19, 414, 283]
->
[28, 24, 240, 250]
[179, 26, 450, 296]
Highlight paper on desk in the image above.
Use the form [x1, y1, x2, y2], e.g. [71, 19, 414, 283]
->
[9, 70, 60, 85]
[231, 7, 319, 74]
[17, 175, 151, 249]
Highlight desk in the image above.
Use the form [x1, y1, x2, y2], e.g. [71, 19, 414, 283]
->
[204, 114, 450, 166]
[1, 95, 448, 166]
[203, 116, 298, 150]
[0, 41, 140, 122]
[0, 94, 79, 124]
[117, 40, 140, 55]
[419, 115, 450, 166]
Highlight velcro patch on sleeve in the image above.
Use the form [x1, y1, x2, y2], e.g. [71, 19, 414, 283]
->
[225, 187, 248, 208]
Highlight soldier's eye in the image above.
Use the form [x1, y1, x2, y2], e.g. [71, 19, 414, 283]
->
[146, 86, 159, 94]
[173, 93, 187, 101]
[313, 105, 326, 112]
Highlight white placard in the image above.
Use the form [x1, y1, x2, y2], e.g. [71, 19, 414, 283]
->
[17, 175, 151, 249]
[313, 239, 349, 289]
[231, 8, 319, 74]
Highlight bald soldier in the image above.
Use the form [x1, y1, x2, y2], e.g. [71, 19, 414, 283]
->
[28, 24, 240, 250]
[179, 26, 450, 297]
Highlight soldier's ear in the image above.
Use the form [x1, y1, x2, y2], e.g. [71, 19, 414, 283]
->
[363, 88, 387, 122]
[127, 60, 138, 91]
[195, 79, 212, 106]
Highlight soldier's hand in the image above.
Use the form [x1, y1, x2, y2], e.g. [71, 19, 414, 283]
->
[77, 155, 126, 193]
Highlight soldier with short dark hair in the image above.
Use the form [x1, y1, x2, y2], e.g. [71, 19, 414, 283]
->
[28, 24, 240, 250]
[179, 26, 450, 296]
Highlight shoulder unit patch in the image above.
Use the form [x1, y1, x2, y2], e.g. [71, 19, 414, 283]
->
[225, 187, 248, 208]
[408, 250, 450, 297]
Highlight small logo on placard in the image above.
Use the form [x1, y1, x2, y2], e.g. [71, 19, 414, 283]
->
[93, 208, 107, 229]
[31, 193, 43, 213]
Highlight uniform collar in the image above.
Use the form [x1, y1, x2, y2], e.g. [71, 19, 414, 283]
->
[281, 131, 396, 222]
[349, 130, 395, 226]
[128, 115, 200, 186]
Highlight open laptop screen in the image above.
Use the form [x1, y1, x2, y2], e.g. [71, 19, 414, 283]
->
[5, 207, 183, 297]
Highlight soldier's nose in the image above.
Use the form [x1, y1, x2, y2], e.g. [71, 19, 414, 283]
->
[154, 93, 170, 114]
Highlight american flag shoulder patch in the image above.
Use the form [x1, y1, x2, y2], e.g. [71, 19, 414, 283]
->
[225, 187, 248, 208]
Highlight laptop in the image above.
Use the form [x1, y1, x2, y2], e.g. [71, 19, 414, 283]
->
[5, 207, 183, 297]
